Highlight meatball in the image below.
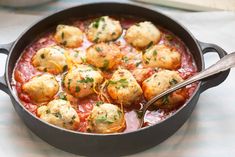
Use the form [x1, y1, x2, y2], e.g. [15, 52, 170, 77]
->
[86, 16, 122, 43]
[86, 42, 122, 70]
[63, 65, 103, 98]
[22, 74, 59, 103]
[107, 69, 143, 107]
[32, 46, 68, 74]
[37, 99, 80, 130]
[54, 24, 83, 48]
[143, 44, 181, 69]
[88, 102, 125, 133]
[142, 70, 187, 109]
[125, 21, 161, 49]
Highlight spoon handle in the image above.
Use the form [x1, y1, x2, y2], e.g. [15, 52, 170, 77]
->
[142, 52, 235, 115]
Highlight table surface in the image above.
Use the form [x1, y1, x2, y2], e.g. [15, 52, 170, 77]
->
[0, 1, 235, 157]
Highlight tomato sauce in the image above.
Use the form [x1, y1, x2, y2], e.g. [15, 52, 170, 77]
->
[12, 15, 198, 133]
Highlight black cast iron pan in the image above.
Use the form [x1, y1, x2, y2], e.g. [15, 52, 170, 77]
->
[0, 2, 230, 156]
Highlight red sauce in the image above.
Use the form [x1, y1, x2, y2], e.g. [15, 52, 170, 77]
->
[12, 15, 198, 133]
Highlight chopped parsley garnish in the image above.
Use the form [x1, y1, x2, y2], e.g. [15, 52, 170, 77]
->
[95, 47, 102, 52]
[40, 54, 45, 59]
[68, 78, 72, 90]
[96, 113, 114, 124]
[102, 60, 109, 70]
[165, 34, 174, 41]
[54, 112, 62, 119]
[74, 52, 79, 58]
[78, 77, 94, 83]
[122, 56, 129, 63]
[135, 61, 142, 67]
[92, 17, 105, 28]
[153, 50, 158, 56]
[96, 101, 104, 106]
[93, 37, 99, 43]
[162, 95, 169, 105]
[81, 57, 86, 63]
[46, 110, 50, 114]
[72, 115, 76, 120]
[75, 86, 80, 92]
[62, 40, 67, 46]
[63, 65, 68, 72]
[146, 41, 153, 49]
[169, 78, 178, 86]
[61, 32, 64, 39]
[109, 78, 128, 89]
[58, 92, 67, 100]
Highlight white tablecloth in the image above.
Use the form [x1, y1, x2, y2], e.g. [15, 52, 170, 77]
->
[0, 1, 235, 157]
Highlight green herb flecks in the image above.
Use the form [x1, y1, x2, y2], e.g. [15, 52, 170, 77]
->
[68, 78, 72, 90]
[162, 95, 169, 105]
[146, 41, 153, 49]
[109, 78, 128, 89]
[96, 101, 104, 106]
[63, 65, 68, 72]
[54, 112, 62, 119]
[58, 92, 67, 100]
[165, 34, 174, 41]
[153, 50, 158, 56]
[81, 57, 86, 63]
[169, 78, 178, 86]
[40, 54, 45, 59]
[74, 52, 79, 58]
[135, 61, 142, 67]
[92, 17, 105, 28]
[96, 113, 114, 124]
[93, 37, 99, 43]
[61, 32, 64, 39]
[75, 86, 80, 92]
[78, 77, 94, 83]
[95, 47, 102, 52]
[46, 110, 50, 114]
[122, 56, 129, 63]
[72, 115, 76, 120]
[62, 40, 67, 46]
[102, 60, 109, 70]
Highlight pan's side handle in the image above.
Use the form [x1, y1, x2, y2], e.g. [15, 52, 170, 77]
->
[198, 41, 230, 93]
[0, 42, 14, 94]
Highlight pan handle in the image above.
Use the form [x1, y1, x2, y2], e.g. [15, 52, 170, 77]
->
[0, 42, 14, 94]
[198, 41, 230, 93]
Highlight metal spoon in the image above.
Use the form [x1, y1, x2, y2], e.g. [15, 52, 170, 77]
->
[138, 52, 235, 127]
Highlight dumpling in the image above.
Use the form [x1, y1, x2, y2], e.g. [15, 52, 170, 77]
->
[142, 70, 187, 109]
[143, 44, 181, 69]
[22, 74, 59, 103]
[86, 16, 122, 43]
[32, 46, 68, 74]
[54, 24, 83, 48]
[107, 69, 143, 107]
[37, 99, 80, 130]
[63, 65, 103, 98]
[132, 68, 154, 84]
[125, 21, 161, 49]
[86, 42, 122, 70]
[88, 102, 125, 133]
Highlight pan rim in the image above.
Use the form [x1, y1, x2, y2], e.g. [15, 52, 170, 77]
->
[5, 1, 204, 137]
